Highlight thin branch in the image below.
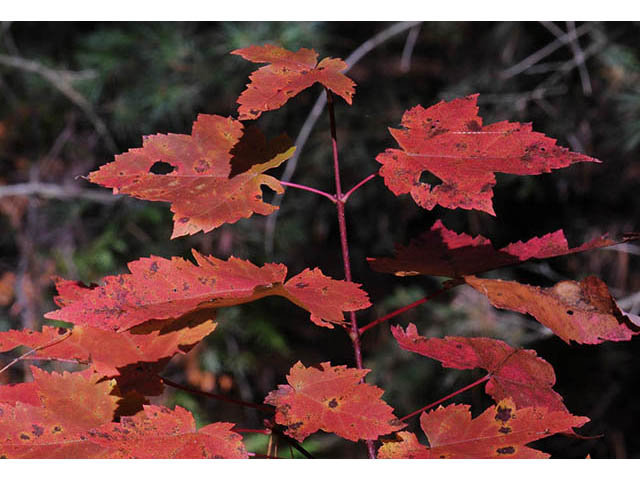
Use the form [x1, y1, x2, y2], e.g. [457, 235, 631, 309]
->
[0, 182, 119, 203]
[565, 21, 593, 95]
[531, 35, 607, 99]
[232, 428, 271, 435]
[0, 330, 72, 376]
[359, 280, 463, 335]
[326, 88, 375, 460]
[159, 375, 274, 413]
[400, 23, 422, 73]
[279, 181, 336, 203]
[399, 375, 491, 422]
[0, 53, 116, 152]
[501, 22, 593, 79]
[342, 173, 377, 203]
[540, 21, 593, 96]
[264, 21, 423, 255]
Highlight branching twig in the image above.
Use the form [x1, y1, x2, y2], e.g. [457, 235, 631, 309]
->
[265, 21, 423, 255]
[501, 22, 593, 79]
[0, 53, 116, 152]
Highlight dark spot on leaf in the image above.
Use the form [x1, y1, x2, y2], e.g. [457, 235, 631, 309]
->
[149, 161, 175, 175]
[179, 217, 189, 223]
[32, 424, 44, 437]
[52, 426, 62, 433]
[288, 422, 303, 431]
[499, 426, 511, 434]
[150, 262, 159, 273]
[567, 310, 574, 315]
[57, 327, 67, 335]
[295, 282, 309, 289]
[466, 120, 481, 131]
[20, 433, 30, 440]
[495, 406, 512, 422]
[497, 446, 515, 455]
[440, 455, 446, 458]
[455, 344, 463, 349]
[194, 161, 209, 174]
[328, 399, 338, 408]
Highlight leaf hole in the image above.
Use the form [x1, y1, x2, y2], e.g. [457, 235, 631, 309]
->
[149, 161, 175, 175]
[566, 310, 574, 315]
[418, 171, 442, 187]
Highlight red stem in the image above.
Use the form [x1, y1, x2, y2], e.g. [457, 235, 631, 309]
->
[399, 374, 491, 422]
[342, 173, 377, 203]
[359, 279, 463, 335]
[279, 180, 336, 203]
[232, 428, 271, 435]
[159, 376, 273, 413]
[325, 89, 375, 460]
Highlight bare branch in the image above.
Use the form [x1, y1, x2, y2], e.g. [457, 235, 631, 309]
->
[0, 53, 116, 152]
[0, 182, 119, 203]
[501, 22, 593, 79]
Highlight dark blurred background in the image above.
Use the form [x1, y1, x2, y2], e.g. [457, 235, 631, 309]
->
[0, 21, 638, 458]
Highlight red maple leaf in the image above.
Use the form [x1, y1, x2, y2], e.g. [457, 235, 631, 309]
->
[378, 398, 589, 458]
[368, 219, 635, 278]
[392, 323, 567, 412]
[465, 275, 640, 344]
[82, 405, 248, 459]
[0, 367, 119, 456]
[376, 94, 598, 215]
[0, 391, 247, 458]
[45, 252, 370, 332]
[232, 44, 355, 120]
[89, 115, 295, 238]
[264, 361, 404, 442]
[0, 311, 216, 377]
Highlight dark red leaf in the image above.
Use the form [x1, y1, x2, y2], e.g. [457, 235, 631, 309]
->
[368, 219, 633, 278]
